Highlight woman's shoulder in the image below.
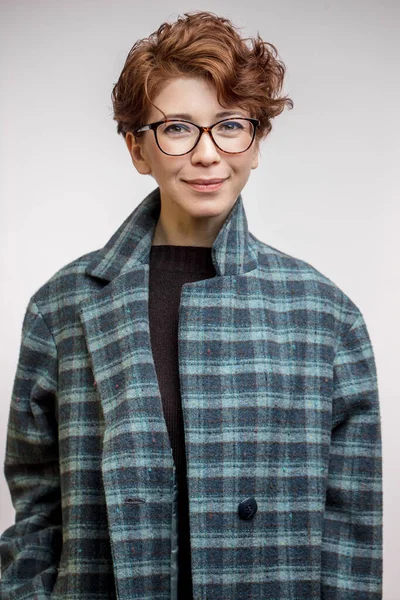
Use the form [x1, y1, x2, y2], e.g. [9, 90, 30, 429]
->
[28, 249, 105, 315]
[249, 232, 363, 325]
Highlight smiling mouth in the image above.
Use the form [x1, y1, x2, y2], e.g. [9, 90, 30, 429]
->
[185, 179, 226, 184]
[184, 180, 226, 192]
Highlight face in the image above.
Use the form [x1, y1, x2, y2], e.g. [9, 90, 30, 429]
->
[125, 76, 259, 230]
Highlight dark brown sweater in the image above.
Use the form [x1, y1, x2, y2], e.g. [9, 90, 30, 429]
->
[148, 245, 216, 599]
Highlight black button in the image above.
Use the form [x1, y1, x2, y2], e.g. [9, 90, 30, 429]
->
[238, 497, 258, 520]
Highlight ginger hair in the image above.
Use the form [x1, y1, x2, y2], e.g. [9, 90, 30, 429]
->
[111, 11, 293, 140]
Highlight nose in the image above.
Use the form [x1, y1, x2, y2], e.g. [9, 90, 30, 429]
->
[190, 130, 221, 165]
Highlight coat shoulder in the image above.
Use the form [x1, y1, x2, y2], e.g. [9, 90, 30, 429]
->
[249, 233, 363, 327]
[28, 249, 104, 316]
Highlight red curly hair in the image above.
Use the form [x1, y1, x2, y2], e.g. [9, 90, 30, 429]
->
[111, 11, 293, 140]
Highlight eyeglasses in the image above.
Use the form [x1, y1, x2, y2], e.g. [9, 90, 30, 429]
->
[134, 117, 260, 156]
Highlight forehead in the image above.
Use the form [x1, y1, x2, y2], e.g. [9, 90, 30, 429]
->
[148, 76, 248, 122]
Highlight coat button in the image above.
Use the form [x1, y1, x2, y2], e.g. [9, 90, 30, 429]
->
[238, 496, 258, 520]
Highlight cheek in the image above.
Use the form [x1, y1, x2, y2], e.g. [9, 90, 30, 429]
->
[162, 159, 187, 179]
[144, 154, 167, 179]
[230, 157, 255, 177]
[141, 139, 171, 176]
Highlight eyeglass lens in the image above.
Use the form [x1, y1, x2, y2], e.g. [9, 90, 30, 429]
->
[156, 119, 255, 155]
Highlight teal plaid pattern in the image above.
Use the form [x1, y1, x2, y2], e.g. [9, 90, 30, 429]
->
[0, 187, 382, 599]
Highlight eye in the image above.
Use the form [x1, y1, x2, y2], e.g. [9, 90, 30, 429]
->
[161, 122, 192, 135]
[217, 120, 245, 133]
[225, 121, 241, 128]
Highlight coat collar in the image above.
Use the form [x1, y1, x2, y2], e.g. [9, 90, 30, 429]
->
[85, 187, 258, 281]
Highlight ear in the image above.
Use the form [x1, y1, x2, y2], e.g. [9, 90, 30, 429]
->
[125, 132, 152, 175]
[250, 140, 259, 170]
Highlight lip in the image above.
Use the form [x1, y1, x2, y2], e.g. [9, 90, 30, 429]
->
[184, 178, 227, 192]
[185, 178, 226, 184]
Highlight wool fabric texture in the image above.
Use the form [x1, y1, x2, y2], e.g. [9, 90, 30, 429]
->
[0, 187, 382, 599]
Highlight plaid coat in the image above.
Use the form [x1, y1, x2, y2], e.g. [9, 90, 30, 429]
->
[0, 187, 382, 599]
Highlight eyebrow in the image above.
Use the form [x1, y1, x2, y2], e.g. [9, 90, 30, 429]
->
[163, 111, 247, 120]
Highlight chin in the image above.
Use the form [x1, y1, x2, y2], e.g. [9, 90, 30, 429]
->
[186, 195, 233, 214]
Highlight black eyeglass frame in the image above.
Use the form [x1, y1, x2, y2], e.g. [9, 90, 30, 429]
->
[133, 117, 260, 156]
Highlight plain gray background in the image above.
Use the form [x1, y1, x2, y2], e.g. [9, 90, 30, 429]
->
[1, 0, 399, 597]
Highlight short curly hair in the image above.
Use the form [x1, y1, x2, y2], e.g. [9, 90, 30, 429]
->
[111, 11, 293, 140]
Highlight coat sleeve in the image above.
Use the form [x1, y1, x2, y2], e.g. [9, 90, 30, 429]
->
[321, 312, 383, 599]
[0, 299, 62, 599]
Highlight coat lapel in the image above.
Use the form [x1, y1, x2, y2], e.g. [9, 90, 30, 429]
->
[79, 190, 176, 597]
[78, 187, 259, 597]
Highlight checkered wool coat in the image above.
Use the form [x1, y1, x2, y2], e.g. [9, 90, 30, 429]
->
[0, 187, 382, 599]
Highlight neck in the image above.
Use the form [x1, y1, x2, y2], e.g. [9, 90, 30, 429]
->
[151, 208, 225, 247]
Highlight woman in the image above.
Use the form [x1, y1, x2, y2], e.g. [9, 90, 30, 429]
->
[0, 11, 382, 600]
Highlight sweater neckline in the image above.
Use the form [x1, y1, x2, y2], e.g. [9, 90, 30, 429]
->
[149, 244, 215, 273]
